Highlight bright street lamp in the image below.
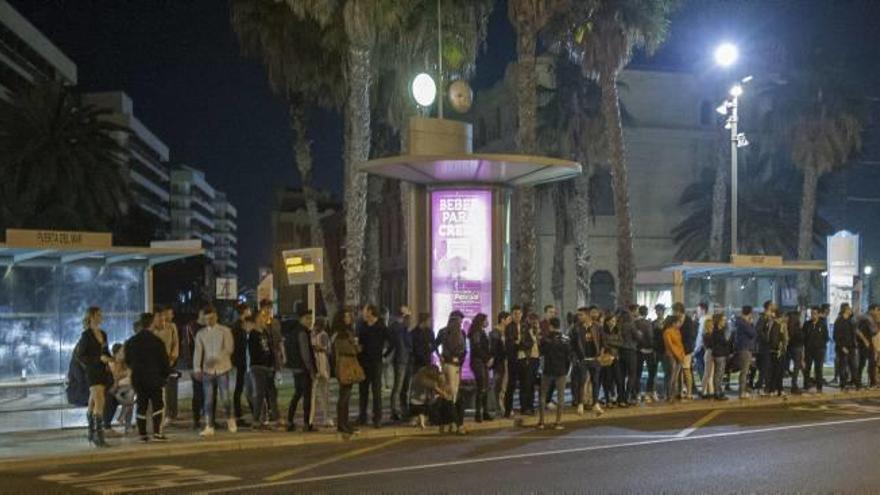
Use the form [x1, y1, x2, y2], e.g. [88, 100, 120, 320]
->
[865, 266, 873, 276]
[411, 73, 437, 107]
[714, 43, 739, 67]
[729, 84, 743, 97]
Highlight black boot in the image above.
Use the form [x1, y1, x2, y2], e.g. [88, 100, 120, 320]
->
[482, 394, 493, 421]
[93, 418, 109, 447]
[86, 411, 95, 444]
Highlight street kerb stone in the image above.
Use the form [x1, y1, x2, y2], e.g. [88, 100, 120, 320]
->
[2, 388, 879, 473]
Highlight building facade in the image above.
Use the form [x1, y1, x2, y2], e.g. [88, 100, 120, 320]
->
[83, 91, 171, 238]
[470, 59, 716, 312]
[170, 166, 238, 278]
[0, 0, 76, 99]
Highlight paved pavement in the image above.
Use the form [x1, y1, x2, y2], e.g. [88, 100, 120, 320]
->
[4, 395, 880, 493]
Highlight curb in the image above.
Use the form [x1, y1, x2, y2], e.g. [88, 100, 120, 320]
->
[2, 389, 879, 472]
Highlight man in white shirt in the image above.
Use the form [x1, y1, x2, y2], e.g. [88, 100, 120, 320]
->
[193, 305, 236, 436]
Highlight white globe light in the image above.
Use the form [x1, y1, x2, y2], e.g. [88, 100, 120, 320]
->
[714, 43, 739, 67]
[411, 73, 437, 107]
[729, 84, 743, 97]
[866, 265, 874, 276]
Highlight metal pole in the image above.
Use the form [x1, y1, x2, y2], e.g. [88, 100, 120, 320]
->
[730, 96, 738, 257]
[437, 0, 444, 119]
[307, 283, 316, 326]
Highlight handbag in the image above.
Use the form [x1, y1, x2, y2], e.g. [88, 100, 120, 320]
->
[337, 355, 365, 385]
[597, 351, 616, 367]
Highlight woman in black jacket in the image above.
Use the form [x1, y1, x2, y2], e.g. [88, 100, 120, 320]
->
[75, 306, 113, 447]
[125, 313, 171, 442]
[468, 313, 492, 422]
[537, 318, 570, 429]
[706, 313, 731, 400]
[410, 313, 435, 370]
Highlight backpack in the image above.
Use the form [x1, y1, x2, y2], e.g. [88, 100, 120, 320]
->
[66, 340, 89, 407]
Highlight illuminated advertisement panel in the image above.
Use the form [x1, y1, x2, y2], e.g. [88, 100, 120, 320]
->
[431, 189, 493, 381]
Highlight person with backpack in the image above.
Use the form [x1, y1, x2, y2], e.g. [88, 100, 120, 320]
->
[284, 309, 316, 432]
[75, 306, 114, 447]
[537, 317, 570, 430]
[436, 311, 468, 434]
[125, 313, 171, 442]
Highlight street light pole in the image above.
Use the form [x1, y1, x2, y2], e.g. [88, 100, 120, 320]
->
[730, 94, 738, 256]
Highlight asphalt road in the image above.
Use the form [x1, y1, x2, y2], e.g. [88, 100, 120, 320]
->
[7, 398, 880, 494]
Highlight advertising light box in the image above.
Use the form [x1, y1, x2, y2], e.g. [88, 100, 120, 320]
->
[431, 189, 493, 380]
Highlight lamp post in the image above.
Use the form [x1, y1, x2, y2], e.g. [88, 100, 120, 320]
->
[714, 43, 750, 257]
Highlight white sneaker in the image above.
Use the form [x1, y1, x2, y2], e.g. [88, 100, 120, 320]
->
[227, 418, 238, 433]
[162, 417, 171, 428]
[324, 419, 335, 428]
[651, 392, 659, 402]
[592, 403, 604, 415]
[199, 426, 215, 437]
[577, 404, 584, 416]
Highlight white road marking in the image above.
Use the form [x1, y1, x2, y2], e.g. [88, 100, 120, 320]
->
[198, 415, 880, 493]
[676, 409, 724, 437]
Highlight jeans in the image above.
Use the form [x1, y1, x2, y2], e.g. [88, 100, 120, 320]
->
[539, 375, 567, 424]
[359, 362, 383, 424]
[712, 357, 726, 397]
[636, 350, 658, 395]
[582, 360, 602, 406]
[164, 374, 178, 419]
[202, 372, 232, 425]
[313, 376, 331, 425]
[769, 352, 786, 394]
[267, 375, 280, 422]
[702, 349, 715, 396]
[620, 349, 639, 402]
[338, 383, 353, 430]
[757, 351, 771, 391]
[492, 362, 508, 414]
[472, 361, 490, 419]
[789, 346, 806, 391]
[288, 371, 314, 426]
[233, 366, 249, 420]
[738, 350, 752, 396]
[390, 362, 410, 416]
[249, 366, 273, 424]
[839, 347, 860, 389]
[858, 347, 877, 387]
[505, 359, 527, 414]
[807, 350, 826, 391]
[135, 385, 164, 437]
[526, 358, 540, 411]
[570, 361, 584, 406]
[665, 358, 682, 401]
[604, 358, 625, 404]
[442, 363, 462, 402]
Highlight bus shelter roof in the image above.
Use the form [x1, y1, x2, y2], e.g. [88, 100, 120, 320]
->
[359, 153, 581, 187]
[0, 244, 204, 267]
[662, 260, 827, 279]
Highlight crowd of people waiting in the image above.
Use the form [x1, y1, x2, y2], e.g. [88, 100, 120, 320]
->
[70, 297, 880, 447]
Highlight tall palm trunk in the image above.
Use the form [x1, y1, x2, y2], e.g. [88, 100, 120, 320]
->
[362, 176, 384, 304]
[551, 183, 567, 310]
[572, 168, 592, 307]
[708, 133, 727, 262]
[290, 101, 339, 316]
[514, 16, 538, 310]
[796, 165, 819, 305]
[601, 73, 636, 307]
[342, 44, 372, 307]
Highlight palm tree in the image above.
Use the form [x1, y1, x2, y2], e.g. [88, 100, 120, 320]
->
[0, 82, 129, 231]
[571, 0, 676, 307]
[761, 55, 864, 304]
[509, 0, 572, 310]
[537, 55, 605, 307]
[286, 0, 414, 307]
[231, 0, 344, 315]
[673, 158, 831, 262]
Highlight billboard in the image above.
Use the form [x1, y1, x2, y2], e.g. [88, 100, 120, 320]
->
[827, 231, 859, 322]
[431, 189, 493, 381]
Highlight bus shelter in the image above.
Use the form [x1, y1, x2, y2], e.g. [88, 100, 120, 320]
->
[0, 229, 202, 432]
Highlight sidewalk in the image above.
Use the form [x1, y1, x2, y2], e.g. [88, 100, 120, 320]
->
[2, 386, 879, 473]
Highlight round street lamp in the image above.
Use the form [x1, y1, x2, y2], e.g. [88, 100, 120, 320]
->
[714, 42, 739, 67]
[729, 84, 743, 97]
[412, 73, 437, 108]
[865, 266, 873, 276]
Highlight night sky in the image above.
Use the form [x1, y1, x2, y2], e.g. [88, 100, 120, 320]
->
[10, 0, 880, 286]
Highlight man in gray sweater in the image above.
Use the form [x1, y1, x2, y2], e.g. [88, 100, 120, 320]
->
[193, 305, 236, 437]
